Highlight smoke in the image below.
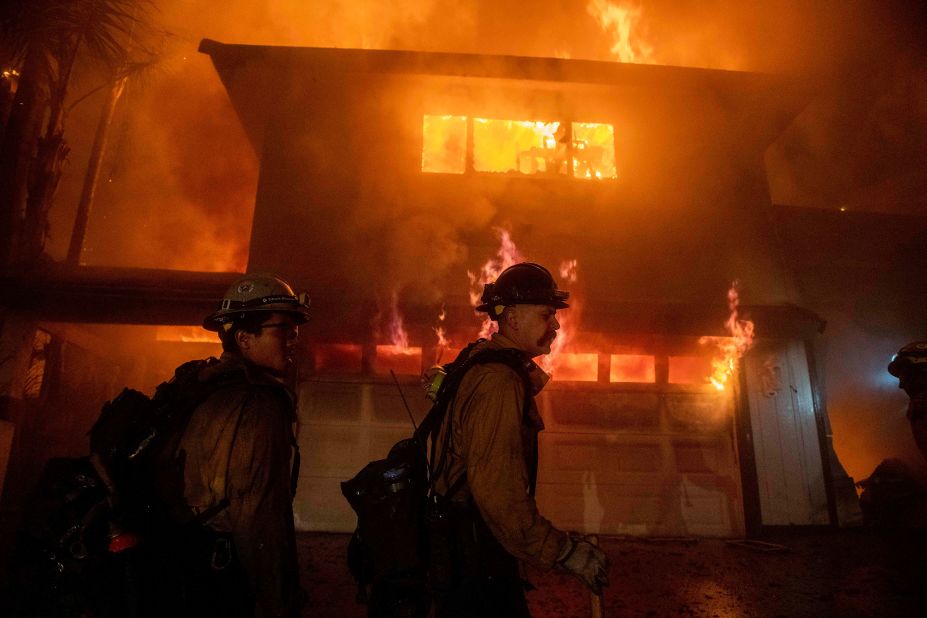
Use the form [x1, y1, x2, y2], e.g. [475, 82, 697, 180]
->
[43, 0, 927, 273]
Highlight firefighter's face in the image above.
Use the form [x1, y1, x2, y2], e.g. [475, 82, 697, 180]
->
[503, 304, 560, 358]
[236, 312, 299, 377]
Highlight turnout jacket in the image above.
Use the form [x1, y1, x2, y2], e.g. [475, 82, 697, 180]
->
[433, 334, 568, 570]
[165, 353, 300, 618]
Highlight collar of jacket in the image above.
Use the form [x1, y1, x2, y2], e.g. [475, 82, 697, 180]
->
[198, 352, 296, 407]
[483, 332, 551, 395]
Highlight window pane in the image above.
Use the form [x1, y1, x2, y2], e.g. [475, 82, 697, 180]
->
[473, 119, 567, 175]
[551, 353, 598, 381]
[609, 354, 655, 383]
[668, 355, 712, 385]
[422, 115, 467, 174]
[314, 344, 364, 374]
[375, 345, 422, 376]
[572, 122, 616, 179]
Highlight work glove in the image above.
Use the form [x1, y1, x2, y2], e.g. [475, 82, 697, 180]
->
[556, 535, 609, 595]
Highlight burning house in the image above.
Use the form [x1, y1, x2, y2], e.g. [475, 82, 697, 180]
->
[184, 39, 859, 537]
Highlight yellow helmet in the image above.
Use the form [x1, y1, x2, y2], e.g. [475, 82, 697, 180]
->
[203, 274, 310, 332]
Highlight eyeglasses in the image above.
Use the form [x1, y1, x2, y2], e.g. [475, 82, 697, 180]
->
[258, 322, 299, 340]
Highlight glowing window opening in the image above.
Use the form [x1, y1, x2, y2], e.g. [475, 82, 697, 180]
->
[155, 325, 218, 343]
[314, 344, 364, 374]
[550, 352, 598, 381]
[609, 354, 655, 383]
[473, 118, 565, 175]
[374, 345, 423, 376]
[572, 122, 617, 179]
[422, 115, 616, 179]
[668, 355, 712, 385]
[421, 115, 467, 174]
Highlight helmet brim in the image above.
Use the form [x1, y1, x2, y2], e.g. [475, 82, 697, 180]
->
[202, 305, 311, 332]
[475, 299, 570, 313]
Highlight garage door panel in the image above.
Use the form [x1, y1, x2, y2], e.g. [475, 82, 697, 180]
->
[293, 476, 355, 532]
[542, 391, 660, 428]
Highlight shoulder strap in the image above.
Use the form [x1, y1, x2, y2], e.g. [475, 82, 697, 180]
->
[420, 346, 536, 499]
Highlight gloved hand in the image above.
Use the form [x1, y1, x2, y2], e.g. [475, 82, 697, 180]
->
[556, 535, 609, 594]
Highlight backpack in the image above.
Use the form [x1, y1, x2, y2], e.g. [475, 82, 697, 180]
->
[11, 357, 236, 617]
[340, 344, 534, 605]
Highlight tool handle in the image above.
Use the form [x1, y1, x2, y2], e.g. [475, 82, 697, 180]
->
[588, 534, 604, 618]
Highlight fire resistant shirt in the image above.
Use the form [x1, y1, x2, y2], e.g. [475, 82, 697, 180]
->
[170, 353, 300, 618]
[433, 334, 568, 570]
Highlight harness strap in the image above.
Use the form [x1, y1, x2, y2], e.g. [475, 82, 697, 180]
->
[424, 345, 537, 502]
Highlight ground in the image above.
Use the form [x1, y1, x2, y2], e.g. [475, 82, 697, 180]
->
[299, 529, 927, 617]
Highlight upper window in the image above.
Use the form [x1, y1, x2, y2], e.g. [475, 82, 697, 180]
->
[422, 115, 616, 180]
[421, 115, 467, 174]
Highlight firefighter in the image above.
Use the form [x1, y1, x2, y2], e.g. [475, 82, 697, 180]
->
[430, 262, 608, 617]
[888, 341, 927, 462]
[154, 274, 309, 618]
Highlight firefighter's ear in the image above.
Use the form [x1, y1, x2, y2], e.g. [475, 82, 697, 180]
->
[500, 305, 518, 331]
[235, 328, 252, 352]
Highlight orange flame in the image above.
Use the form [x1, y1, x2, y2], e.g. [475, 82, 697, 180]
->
[559, 259, 578, 282]
[468, 228, 525, 339]
[433, 303, 450, 364]
[467, 231, 578, 376]
[699, 282, 755, 390]
[586, 0, 655, 64]
[540, 262, 579, 376]
[376, 289, 415, 355]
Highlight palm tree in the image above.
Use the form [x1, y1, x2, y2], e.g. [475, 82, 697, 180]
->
[0, 0, 159, 268]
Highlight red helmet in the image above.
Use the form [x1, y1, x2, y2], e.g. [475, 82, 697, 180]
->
[476, 262, 569, 319]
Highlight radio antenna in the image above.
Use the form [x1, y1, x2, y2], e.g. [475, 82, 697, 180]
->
[390, 370, 418, 431]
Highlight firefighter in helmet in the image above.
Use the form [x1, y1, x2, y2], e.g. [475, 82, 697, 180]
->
[429, 262, 609, 617]
[888, 341, 927, 462]
[154, 274, 309, 617]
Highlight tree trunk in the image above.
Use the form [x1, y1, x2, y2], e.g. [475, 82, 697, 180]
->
[17, 36, 80, 267]
[0, 49, 49, 268]
[20, 130, 69, 264]
[67, 74, 127, 266]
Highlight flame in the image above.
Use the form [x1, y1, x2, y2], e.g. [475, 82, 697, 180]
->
[433, 303, 450, 364]
[540, 262, 579, 376]
[586, 0, 655, 64]
[559, 259, 578, 282]
[699, 281, 756, 390]
[375, 345, 423, 375]
[467, 230, 579, 374]
[385, 289, 412, 353]
[572, 122, 617, 179]
[468, 228, 525, 339]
